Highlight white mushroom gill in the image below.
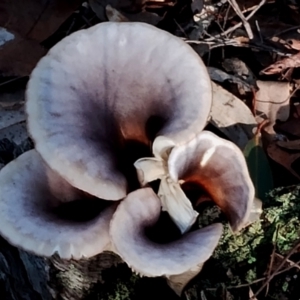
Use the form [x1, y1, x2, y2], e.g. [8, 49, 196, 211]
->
[25, 22, 212, 202]
[135, 137, 199, 233]
[135, 131, 255, 233]
[110, 188, 223, 279]
[0, 150, 115, 259]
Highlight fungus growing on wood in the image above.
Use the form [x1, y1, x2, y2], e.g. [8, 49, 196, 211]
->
[110, 188, 222, 294]
[0, 22, 256, 293]
[25, 22, 212, 203]
[0, 150, 115, 259]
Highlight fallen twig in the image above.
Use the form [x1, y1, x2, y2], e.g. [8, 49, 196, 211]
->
[227, 0, 253, 39]
[205, 0, 266, 42]
[250, 239, 300, 299]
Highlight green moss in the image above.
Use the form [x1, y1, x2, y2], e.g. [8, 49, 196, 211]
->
[194, 185, 300, 293]
[102, 275, 138, 300]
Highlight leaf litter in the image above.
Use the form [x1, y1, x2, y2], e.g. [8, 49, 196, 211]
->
[1, 0, 300, 299]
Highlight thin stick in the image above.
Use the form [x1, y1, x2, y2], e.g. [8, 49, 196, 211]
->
[250, 240, 300, 299]
[205, 0, 266, 42]
[265, 227, 279, 297]
[255, 20, 263, 43]
[274, 253, 300, 271]
[228, 0, 253, 39]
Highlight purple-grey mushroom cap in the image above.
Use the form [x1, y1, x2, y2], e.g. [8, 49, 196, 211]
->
[168, 131, 255, 232]
[110, 188, 222, 277]
[0, 150, 115, 259]
[26, 22, 212, 201]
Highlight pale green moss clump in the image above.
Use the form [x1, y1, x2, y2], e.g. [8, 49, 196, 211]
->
[196, 185, 300, 287]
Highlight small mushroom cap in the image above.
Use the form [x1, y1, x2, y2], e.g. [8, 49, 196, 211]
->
[168, 131, 255, 232]
[26, 22, 212, 200]
[0, 150, 115, 259]
[110, 188, 222, 277]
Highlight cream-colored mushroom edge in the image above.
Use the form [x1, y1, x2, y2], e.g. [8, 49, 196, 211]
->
[0, 22, 255, 295]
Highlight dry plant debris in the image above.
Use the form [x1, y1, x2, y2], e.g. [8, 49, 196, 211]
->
[0, 0, 300, 300]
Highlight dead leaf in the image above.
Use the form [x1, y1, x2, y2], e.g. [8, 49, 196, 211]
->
[286, 39, 300, 51]
[0, 30, 46, 77]
[191, 0, 204, 15]
[0, 105, 26, 131]
[208, 67, 253, 93]
[106, 5, 129, 22]
[276, 118, 300, 138]
[261, 52, 300, 75]
[249, 287, 258, 300]
[89, 0, 148, 20]
[210, 82, 257, 149]
[122, 10, 164, 25]
[267, 142, 300, 180]
[0, 0, 82, 43]
[0, 104, 28, 146]
[0, 122, 28, 146]
[277, 139, 300, 151]
[94, 0, 164, 24]
[254, 80, 291, 135]
[244, 133, 274, 200]
[0, 28, 14, 46]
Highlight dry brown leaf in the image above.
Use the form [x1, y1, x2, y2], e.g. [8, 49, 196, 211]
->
[261, 52, 300, 75]
[275, 102, 300, 137]
[90, 0, 147, 16]
[0, 30, 46, 77]
[267, 142, 300, 180]
[277, 139, 300, 151]
[122, 10, 164, 24]
[93, 0, 165, 24]
[210, 82, 257, 149]
[0, 0, 82, 43]
[208, 67, 253, 93]
[285, 39, 300, 51]
[255, 80, 291, 135]
[276, 117, 300, 138]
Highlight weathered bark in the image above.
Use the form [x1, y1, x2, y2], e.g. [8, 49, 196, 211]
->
[0, 237, 122, 300]
[0, 237, 181, 300]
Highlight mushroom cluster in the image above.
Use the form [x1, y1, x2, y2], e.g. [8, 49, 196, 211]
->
[0, 22, 254, 294]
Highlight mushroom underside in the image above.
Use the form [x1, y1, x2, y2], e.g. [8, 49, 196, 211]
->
[168, 131, 255, 232]
[110, 188, 223, 277]
[26, 22, 212, 200]
[0, 150, 115, 259]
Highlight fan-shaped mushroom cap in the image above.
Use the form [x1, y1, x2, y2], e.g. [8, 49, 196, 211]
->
[0, 150, 115, 259]
[110, 188, 222, 277]
[168, 131, 255, 232]
[26, 22, 212, 201]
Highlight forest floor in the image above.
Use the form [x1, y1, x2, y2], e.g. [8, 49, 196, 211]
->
[1, 1, 300, 299]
